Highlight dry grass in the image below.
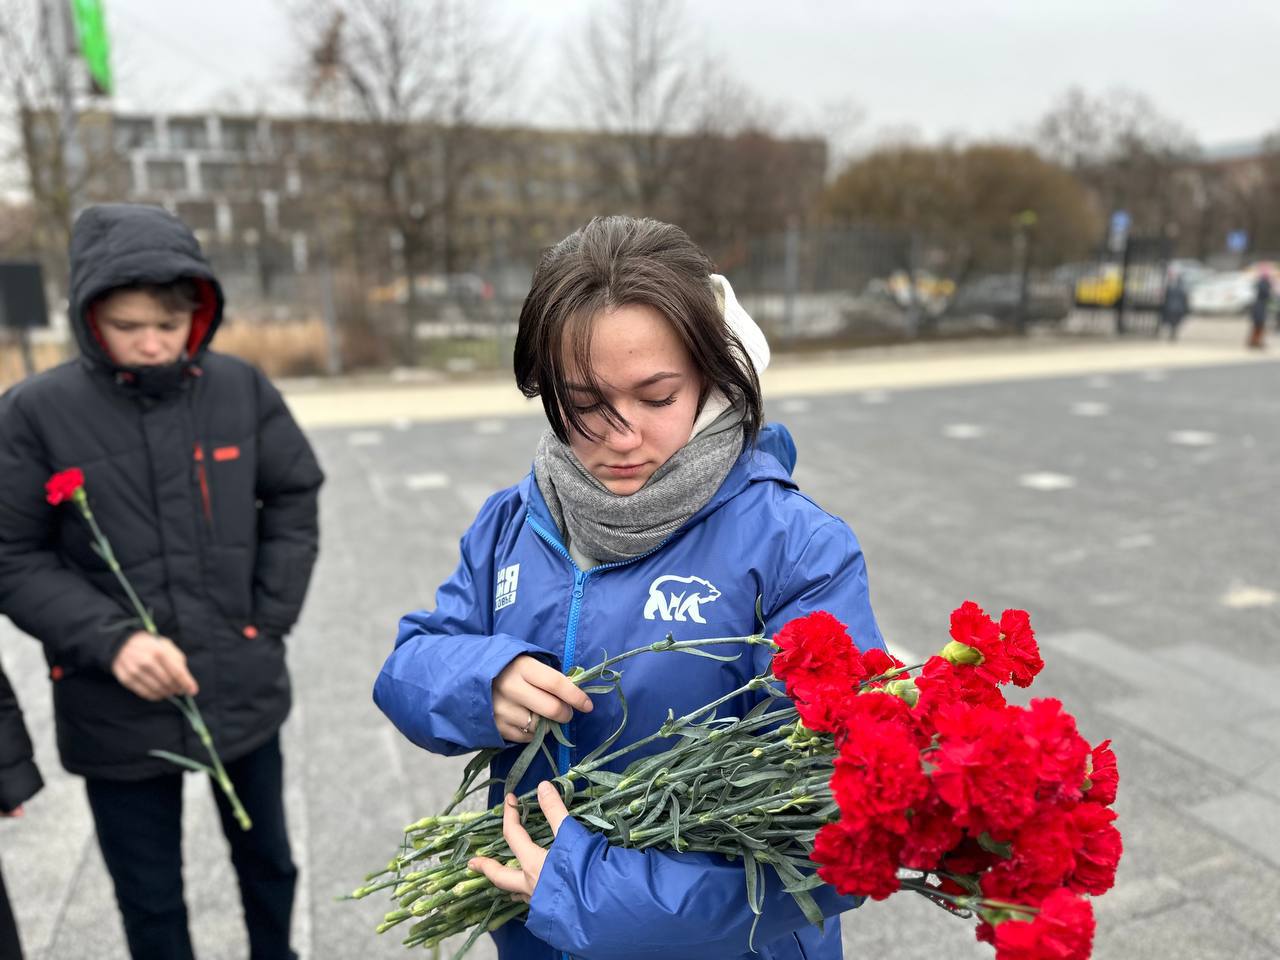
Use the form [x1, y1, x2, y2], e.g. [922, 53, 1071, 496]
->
[211, 318, 331, 378]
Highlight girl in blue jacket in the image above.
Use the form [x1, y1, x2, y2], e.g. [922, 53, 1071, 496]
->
[375, 216, 885, 960]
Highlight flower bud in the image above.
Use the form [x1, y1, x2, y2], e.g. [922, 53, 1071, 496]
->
[940, 639, 984, 665]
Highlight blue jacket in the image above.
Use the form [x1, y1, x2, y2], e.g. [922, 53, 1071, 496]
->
[375, 427, 884, 960]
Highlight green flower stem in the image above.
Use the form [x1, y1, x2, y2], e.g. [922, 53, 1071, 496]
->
[72, 490, 251, 831]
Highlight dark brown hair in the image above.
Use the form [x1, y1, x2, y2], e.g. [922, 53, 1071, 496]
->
[101, 278, 201, 315]
[514, 216, 763, 444]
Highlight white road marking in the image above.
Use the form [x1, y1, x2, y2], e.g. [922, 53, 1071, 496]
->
[1169, 430, 1217, 447]
[1019, 472, 1077, 491]
[943, 423, 985, 439]
[861, 390, 890, 404]
[1116, 533, 1155, 549]
[405, 472, 450, 491]
[1072, 401, 1110, 417]
[390, 417, 413, 431]
[348, 430, 383, 446]
[1140, 370, 1168, 382]
[1221, 584, 1278, 609]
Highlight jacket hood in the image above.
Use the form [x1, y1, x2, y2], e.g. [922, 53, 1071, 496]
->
[68, 204, 224, 374]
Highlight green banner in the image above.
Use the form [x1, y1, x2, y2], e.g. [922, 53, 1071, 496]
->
[70, 0, 113, 96]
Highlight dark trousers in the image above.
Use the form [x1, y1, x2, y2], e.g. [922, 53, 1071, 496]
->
[0, 861, 21, 960]
[85, 734, 297, 960]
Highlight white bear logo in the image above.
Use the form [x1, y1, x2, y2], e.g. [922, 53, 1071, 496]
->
[643, 575, 722, 624]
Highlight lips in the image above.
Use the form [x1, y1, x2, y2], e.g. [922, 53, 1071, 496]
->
[603, 463, 647, 477]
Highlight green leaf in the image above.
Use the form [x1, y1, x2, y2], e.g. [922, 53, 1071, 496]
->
[977, 831, 1013, 860]
[673, 647, 743, 663]
[614, 815, 631, 845]
[447, 897, 499, 960]
[148, 750, 213, 776]
[579, 813, 614, 831]
[548, 721, 575, 749]
[504, 723, 549, 795]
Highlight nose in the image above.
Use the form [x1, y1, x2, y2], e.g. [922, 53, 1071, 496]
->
[138, 328, 162, 357]
[602, 416, 642, 454]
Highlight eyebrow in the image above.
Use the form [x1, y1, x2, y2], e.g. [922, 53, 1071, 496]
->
[566, 371, 683, 392]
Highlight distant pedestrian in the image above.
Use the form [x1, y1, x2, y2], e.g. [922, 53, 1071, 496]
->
[1248, 272, 1271, 349]
[1158, 273, 1190, 341]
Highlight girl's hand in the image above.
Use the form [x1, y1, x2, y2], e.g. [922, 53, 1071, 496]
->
[468, 782, 570, 903]
[493, 655, 592, 743]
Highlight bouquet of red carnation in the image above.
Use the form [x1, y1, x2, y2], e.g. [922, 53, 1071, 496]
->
[359, 602, 1120, 959]
[779, 603, 1120, 959]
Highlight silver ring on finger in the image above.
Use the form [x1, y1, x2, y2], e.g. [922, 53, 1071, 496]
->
[521, 710, 535, 735]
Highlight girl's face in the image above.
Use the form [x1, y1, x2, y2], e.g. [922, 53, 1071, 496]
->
[565, 303, 703, 496]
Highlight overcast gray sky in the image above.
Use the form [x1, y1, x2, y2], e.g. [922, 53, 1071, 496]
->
[102, 0, 1279, 151]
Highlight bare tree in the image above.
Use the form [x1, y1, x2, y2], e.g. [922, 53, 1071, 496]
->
[0, 0, 121, 291]
[566, 0, 691, 214]
[1036, 86, 1200, 239]
[297, 0, 518, 360]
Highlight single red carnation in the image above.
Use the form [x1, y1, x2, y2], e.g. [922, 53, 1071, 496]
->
[791, 676, 855, 736]
[772, 611, 866, 696]
[1084, 739, 1119, 806]
[1016, 698, 1090, 804]
[992, 888, 1095, 960]
[999, 608, 1044, 687]
[812, 820, 903, 900]
[931, 702, 1039, 837]
[829, 718, 929, 833]
[861, 648, 905, 681]
[1067, 802, 1122, 895]
[913, 656, 1006, 734]
[949, 601, 1015, 686]
[45, 467, 85, 506]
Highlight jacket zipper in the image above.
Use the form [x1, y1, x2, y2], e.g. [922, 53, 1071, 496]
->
[524, 515, 681, 960]
[193, 443, 213, 525]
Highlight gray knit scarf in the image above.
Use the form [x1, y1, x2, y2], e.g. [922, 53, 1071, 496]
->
[533, 404, 745, 566]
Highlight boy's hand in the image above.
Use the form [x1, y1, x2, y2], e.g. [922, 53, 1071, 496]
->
[0, 805, 23, 818]
[111, 631, 199, 700]
[492, 655, 592, 743]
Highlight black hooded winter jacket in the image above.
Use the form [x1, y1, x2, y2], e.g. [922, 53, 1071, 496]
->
[0, 204, 323, 780]
[0, 662, 41, 812]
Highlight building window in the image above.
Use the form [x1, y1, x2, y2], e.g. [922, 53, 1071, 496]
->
[202, 161, 246, 192]
[114, 118, 156, 151]
[146, 160, 187, 192]
[169, 119, 210, 151]
[221, 120, 257, 155]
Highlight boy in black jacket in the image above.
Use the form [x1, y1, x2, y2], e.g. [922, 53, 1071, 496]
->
[0, 204, 324, 959]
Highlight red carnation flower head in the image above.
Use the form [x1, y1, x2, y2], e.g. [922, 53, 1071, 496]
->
[931, 702, 1040, 837]
[829, 717, 929, 833]
[999, 608, 1044, 687]
[1067, 802, 1123, 896]
[45, 467, 85, 506]
[991, 888, 1095, 960]
[1015, 698, 1091, 805]
[772, 611, 866, 692]
[1083, 739, 1119, 806]
[914, 655, 1006, 736]
[811, 820, 904, 901]
[941, 601, 1016, 686]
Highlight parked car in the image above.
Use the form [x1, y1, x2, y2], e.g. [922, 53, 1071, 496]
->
[1189, 271, 1256, 314]
[949, 273, 1072, 325]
